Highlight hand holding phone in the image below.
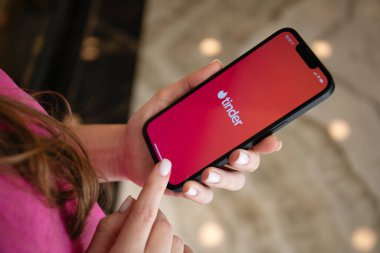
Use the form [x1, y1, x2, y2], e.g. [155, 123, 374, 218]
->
[124, 60, 281, 204]
[143, 28, 335, 192]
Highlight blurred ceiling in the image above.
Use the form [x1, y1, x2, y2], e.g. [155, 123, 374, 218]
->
[0, 0, 145, 123]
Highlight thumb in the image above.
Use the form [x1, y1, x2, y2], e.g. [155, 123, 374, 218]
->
[169, 59, 223, 100]
[178, 59, 223, 90]
[138, 60, 223, 122]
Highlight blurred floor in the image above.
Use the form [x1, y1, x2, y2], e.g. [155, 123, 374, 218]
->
[118, 0, 380, 253]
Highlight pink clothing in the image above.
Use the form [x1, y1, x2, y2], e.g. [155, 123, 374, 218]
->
[0, 69, 104, 252]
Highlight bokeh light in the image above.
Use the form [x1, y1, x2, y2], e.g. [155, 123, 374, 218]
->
[328, 119, 351, 141]
[63, 113, 82, 125]
[80, 36, 101, 61]
[198, 37, 222, 57]
[351, 227, 378, 252]
[0, 11, 8, 29]
[198, 221, 225, 248]
[312, 40, 333, 59]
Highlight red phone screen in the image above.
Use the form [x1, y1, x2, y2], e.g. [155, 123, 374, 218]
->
[145, 31, 329, 186]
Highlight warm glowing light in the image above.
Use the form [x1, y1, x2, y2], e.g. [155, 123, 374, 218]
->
[81, 36, 101, 61]
[351, 227, 378, 252]
[0, 11, 8, 28]
[328, 119, 351, 141]
[198, 38, 222, 57]
[198, 221, 225, 248]
[63, 113, 82, 125]
[312, 40, 333, 59]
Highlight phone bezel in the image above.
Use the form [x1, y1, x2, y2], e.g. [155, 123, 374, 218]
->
[142, 27, 335, 191]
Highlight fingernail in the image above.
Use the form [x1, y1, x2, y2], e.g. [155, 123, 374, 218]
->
[185, 187, 198, 197]
[275, 141, 283, 151]
[206, 171, 221, 184]
[210, 59, 222, 65]
[236, 151, 250, 166]
[118, 195, 133, 213]
[158, 159, 172, 177]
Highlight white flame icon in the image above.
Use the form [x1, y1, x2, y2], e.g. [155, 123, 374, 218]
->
[217, 90, 227, 99]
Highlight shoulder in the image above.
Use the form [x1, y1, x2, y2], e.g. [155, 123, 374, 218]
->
[0, 69, 46, 114]
[0, 174, 72, 253]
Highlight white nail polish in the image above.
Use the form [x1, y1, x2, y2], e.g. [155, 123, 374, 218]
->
[236, 151, 250, 166]
[210, 59, 222, 65]
[185, 187, 198, 197]
[206, 171, 221, 184]
[118, 195, 133, 213]
[159, 159, 172, 177]
[276, 141, 283, 151]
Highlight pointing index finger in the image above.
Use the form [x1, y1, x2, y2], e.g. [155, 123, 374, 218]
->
[110, 159, 172, 252]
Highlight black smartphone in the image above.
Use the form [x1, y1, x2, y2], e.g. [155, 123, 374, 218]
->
[143, 28, 334, 191]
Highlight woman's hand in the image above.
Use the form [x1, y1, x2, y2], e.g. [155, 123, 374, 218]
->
[121, 60, 283, 204]
[86, 159, 193, 253]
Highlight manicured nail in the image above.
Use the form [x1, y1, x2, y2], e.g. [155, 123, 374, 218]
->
[206, 171, 221, 184]
[118, 195, 133, 213]
[236, 151, 250, 166]
[275, 141, 283, 151]
[185, 187, 198, 197]
[158, 159, 172, 177]
[210, 59, 222, 65]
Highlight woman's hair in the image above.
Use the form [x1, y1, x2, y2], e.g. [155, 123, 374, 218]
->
[0, 92, 103, 239]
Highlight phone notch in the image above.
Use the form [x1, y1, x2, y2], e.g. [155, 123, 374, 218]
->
[296, 44, 318, 69]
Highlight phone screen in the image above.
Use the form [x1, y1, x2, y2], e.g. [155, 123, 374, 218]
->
[145, 30, 331, 187]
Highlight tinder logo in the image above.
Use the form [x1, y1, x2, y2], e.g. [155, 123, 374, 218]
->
[217, 90, 243, 126]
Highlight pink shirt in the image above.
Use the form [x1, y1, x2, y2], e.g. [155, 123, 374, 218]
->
[0, 69, 104, 253]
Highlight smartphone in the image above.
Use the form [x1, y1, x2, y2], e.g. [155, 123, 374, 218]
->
[143, 28, 334, 191]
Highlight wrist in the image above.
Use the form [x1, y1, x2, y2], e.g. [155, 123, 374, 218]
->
[71, 124, 130, 182]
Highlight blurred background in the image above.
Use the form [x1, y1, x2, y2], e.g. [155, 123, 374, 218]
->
[1, 0, 379, 252]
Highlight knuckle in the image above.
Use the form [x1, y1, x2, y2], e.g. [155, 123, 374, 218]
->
[132, 204, 157, 224]
[172, 235, 184, 250]
[184, 244, 194, 253]
[234, 173, 246, 191]
[96, 217, 113, 233]
[155, 89, 169, 103]
[247, 154, 260, 172]
[253, 154, 261, 168]
[159, 220, 173, 235]
[172, 235, 184, 245]
[224, 172, 245, 191]
[155, 214, 173, 234]
[203, 192, 214, 204]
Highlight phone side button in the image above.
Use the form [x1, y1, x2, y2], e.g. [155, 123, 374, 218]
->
[193, 174, 202, 182]
[274, 121, 289, 132]
[243, 141, 255, 149]
[214, 157, 229, 167]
